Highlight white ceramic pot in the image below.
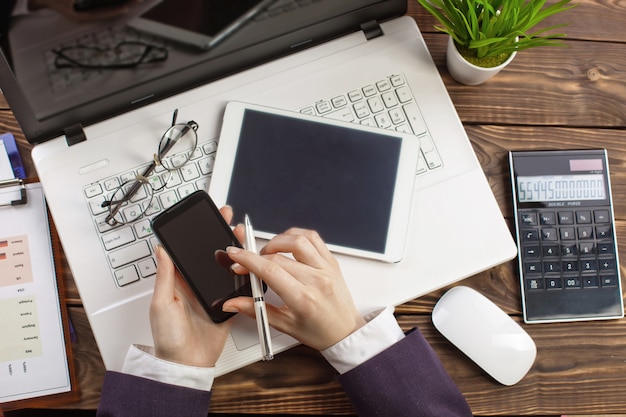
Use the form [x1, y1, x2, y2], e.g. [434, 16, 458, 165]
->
[446, 36, 517, 86]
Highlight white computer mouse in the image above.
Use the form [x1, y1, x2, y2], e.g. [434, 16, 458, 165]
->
[432, 286, 536, 386]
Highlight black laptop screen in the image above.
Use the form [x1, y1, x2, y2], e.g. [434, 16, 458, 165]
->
[0, 0, 405, 143]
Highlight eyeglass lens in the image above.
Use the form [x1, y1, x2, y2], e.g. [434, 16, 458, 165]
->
[157, 122, 199, 171]
[105, 114, 198, 226]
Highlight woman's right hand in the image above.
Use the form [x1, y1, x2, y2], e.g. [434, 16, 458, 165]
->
[222, 228, 366, 351]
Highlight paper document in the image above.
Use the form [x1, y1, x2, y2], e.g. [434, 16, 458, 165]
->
[0, 183, 71, 403]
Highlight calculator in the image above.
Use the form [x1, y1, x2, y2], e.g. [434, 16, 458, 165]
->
[509, 149, 623, 323]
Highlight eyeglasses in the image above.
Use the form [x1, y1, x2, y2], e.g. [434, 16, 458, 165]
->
[53, 41, 168, 70]
[101, 110, 198, 226]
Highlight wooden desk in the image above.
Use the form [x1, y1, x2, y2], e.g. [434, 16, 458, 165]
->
[2, 1, 626, 415]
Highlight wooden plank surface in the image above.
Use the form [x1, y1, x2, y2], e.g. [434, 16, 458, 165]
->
[3, 0, 626, 415]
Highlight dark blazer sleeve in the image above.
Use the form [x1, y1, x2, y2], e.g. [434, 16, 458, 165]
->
[338, 328, 473, 417]
[96, 371, 212, 417]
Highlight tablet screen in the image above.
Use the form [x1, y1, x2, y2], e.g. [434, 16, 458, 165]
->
[225, 109, 403, 254]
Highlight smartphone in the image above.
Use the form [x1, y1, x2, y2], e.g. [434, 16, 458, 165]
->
[151, 190, 251, 323]
[127, 0, 276, 50]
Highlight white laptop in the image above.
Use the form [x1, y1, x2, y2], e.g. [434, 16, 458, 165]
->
[0, 0, 517, 376]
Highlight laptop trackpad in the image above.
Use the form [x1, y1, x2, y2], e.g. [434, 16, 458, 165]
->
[230, 289, 283, 351]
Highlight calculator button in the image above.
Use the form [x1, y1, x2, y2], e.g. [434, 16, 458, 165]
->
[581, 260, 597, 272]
[524, 245, 540, 258]
[564, 277, 581, 288]
[576, 211, 592, 224]
[524, 261, 542, 275]
[541, 228, 558, 241]
[578, 242, 595, 255]
[596, 225, 612, 239]
[543, 261, 561, 273]
[600, 275, 618, 287]
[561, 244, 577, 256]
[577, 226, 594, 239]
[562, 261, 578, 272]
[520, 213, 538, 226]
[558, 211, 574, 224]
[597, 243, 614, 255]
[594, 210, 610, 223]
[522, 229, 539, 242]
[540, 212, 556, 225]
[542, 245, 559, 257]
[546, 278, 562, 290]
[582, 276, 599, 288]
[560, 228, 576, 240]
[526, 278, 544, 290]
[599, 259, 616, 272]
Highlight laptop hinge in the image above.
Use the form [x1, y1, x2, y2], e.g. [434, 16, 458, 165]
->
[64, 123, 86, 146]
[360, 20, 383, 40]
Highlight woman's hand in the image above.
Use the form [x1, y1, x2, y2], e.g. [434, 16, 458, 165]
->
[149, 206, 240, 367]
[223, 228, 366, 351]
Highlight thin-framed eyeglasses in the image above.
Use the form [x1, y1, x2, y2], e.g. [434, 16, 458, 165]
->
[53, 41, 168, 70]
[101, 110, 198, 226]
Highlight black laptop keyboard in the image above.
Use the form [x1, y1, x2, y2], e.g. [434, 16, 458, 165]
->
[83, 73, 441, 288]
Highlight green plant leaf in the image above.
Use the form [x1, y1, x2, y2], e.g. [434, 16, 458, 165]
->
[417, 0, 576, 58]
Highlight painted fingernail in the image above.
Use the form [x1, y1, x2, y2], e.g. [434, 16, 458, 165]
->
[154, 245, 164, 261]
[230, 262, 244, 273]
[226, 246, 242, 255]
[222, 304, 239, 313]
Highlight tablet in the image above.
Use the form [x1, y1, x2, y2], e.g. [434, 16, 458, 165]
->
[209, 102, 420, 263]
[127, 0, 275, 50]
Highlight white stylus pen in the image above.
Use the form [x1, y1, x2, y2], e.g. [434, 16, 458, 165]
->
[244, 214, 274, 361]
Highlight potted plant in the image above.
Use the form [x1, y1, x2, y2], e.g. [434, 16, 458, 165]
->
[417, 0, 576, 85]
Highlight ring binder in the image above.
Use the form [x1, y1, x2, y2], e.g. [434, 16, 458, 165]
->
[0, 178, 27, 207]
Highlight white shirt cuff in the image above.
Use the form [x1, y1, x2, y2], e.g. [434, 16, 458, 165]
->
[121, 345, 215, 392]
[321, 306, 405, 374]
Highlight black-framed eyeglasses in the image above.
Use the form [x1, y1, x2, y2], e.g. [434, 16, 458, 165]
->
[101, 110, 198, 226]
[53, 41, 168, 70]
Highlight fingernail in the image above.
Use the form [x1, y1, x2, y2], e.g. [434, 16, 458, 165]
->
[222, 304, 239, 313]
[226, 246, 242, 255]
[229, 262, 243, 273]
[154, 245, 163, 260]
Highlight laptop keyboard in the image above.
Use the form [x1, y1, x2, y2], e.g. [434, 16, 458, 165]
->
[83, 73, 442, 287]
[299, 74, 442, 175]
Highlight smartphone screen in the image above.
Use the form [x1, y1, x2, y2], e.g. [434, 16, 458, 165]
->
[151, 190, 251, 323]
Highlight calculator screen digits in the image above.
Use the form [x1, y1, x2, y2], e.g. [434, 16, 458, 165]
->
[517, 174, 606, 202]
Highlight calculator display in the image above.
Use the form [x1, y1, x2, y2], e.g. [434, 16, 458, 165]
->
[517, 174, 606, 202]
